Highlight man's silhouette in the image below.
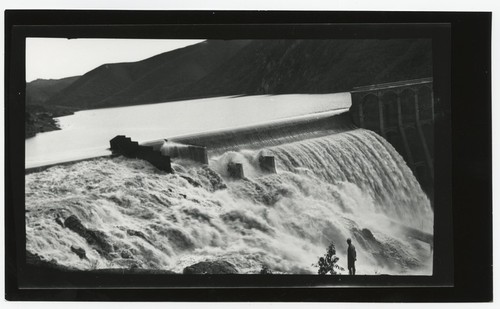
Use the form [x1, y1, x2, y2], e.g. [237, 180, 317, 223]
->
[347, 238, 357, 275]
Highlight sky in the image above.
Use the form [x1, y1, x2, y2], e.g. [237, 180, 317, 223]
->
[25, 38, 204, 82]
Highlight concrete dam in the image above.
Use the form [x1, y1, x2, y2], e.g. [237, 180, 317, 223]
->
[110, 78, 435, 198]
[349, 77, 435, 197]
[111, 110, 355, 177]
[26, 80, 435, 274]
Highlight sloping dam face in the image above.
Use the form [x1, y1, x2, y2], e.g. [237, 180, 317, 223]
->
[142, 111, 355, 159]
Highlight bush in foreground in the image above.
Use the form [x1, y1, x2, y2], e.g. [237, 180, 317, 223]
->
[313, 242, 344, 275]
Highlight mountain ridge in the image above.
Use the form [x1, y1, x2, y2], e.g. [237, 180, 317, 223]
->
[27, 39, 432, 110]
[44, 40, 252, 108]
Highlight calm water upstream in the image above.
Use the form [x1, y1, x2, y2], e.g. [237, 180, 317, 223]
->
[25, 93, 351, 168]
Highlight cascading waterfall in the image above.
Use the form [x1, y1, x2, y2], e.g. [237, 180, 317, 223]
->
[25, 128, 433, 275]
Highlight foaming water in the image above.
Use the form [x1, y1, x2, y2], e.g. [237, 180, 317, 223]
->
[26, 129, 432, 275]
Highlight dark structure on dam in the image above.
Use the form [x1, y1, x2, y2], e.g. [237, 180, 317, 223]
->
[110, 135, 172, 173]
[349, 77, 435, 198]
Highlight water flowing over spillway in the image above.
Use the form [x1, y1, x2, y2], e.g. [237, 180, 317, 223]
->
[26, 128, 433, 275]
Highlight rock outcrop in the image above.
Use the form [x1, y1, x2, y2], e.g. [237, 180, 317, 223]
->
[64, 215, 113, 259]
[26, 250, 75, 271]
[70, 246, 88, 260]
[183, 260, 238, 274]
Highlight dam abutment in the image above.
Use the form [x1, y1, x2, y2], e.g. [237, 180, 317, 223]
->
[110, 135, 172, 172]
[349, 78, 435, 198]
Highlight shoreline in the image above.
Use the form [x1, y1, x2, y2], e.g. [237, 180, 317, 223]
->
[25, 105, 78, 138]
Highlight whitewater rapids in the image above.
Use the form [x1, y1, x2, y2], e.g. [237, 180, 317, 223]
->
[25, 129, 433, 275]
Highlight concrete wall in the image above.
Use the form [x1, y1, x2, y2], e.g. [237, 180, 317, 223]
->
[349, 78, 435, 199]
[110, 135, 172, 173]
[161, 143, 209, 164]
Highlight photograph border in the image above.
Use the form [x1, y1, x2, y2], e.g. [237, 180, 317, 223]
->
[4, 10, 491, 301]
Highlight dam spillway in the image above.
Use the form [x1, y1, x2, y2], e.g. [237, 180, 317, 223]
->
[108, 78, 436, 199]
[136, 110, 353, 162]
[26, 127, 433, 274]
[166, 110, 354, 155]
[110, 110, 354, 178]
[25, 88, 435, 275]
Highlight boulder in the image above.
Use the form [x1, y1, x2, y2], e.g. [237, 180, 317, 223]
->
[127, 229, 153, 245]
[361, 228, 376, 241]
[180, 175, 202, 188]
[26, 250, 74, 271]
[64, 215, 113, 259]
[183, 260, 238, 274]
[120, 249, 133, 259]
[70, 246, 88, 260]
[159, 228, 195, 250]
[200, 166, 227, 191]
[54, 214, 65, 228]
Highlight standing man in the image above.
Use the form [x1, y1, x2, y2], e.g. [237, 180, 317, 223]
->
[347, 238, 357, 275]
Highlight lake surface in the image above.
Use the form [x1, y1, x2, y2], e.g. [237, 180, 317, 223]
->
[25, 93, 351, 168]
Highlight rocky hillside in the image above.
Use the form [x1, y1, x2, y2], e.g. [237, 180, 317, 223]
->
[28, 39, 432, 110]
[44, 40, 251, 109]
[26, 76, 80, 106]
[178, 39, 432, 98]
[25, 104, 78, 138]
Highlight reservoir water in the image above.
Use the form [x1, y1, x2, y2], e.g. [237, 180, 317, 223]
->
[25, 93, 351, 168]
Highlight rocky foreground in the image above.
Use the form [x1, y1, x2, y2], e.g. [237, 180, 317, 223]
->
[27, 214, 240, 274]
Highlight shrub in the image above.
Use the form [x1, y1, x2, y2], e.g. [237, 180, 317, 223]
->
[259, 264, 273, 275]
[313, 242, 344, 275]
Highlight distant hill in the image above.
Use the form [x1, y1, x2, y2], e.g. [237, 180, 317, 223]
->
[31, 39, 432, 109]
[26, 76, 80, 106]
[44, 40, 251, 109]
[177, 39, 432, 98]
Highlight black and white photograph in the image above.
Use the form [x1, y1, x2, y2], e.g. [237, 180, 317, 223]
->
[4, 9, 493, 302]
[24, 36, 438, 278]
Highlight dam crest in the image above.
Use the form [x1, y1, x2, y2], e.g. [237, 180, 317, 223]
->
[108, 78, 435, 196]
